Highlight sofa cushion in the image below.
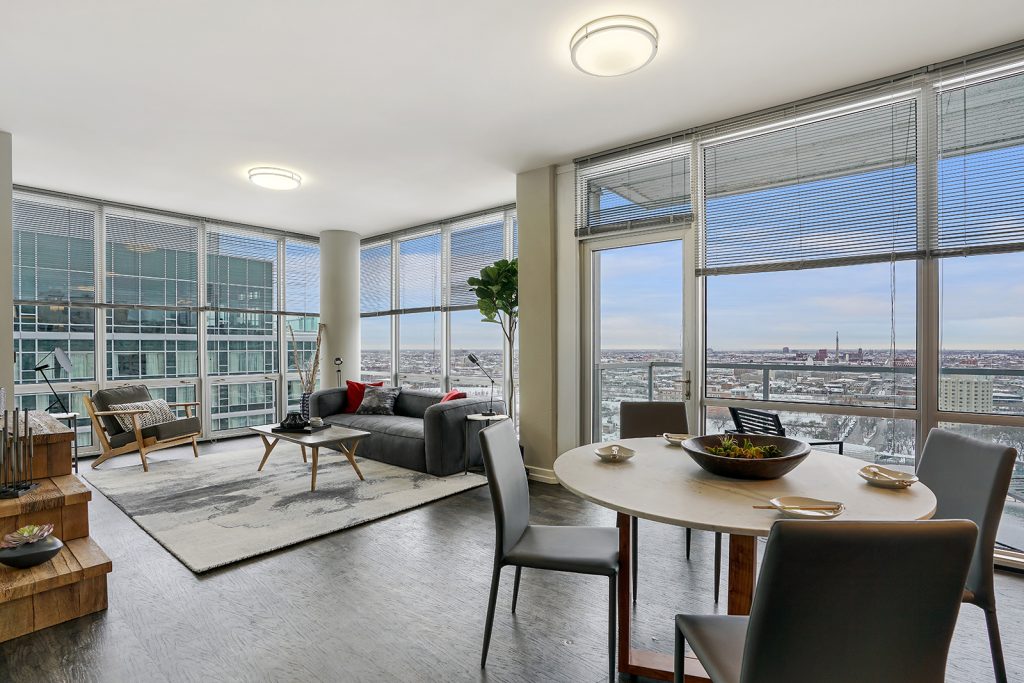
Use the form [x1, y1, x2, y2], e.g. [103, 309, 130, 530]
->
[92, 384, 153, 436]
[344, 380, 383, 413]
[108, 416, 201, 448]
[326, 414, 424, 440]
[355, 386, 401, 415]
[393, 389, 444, 419]
[440, 390, 467, 402]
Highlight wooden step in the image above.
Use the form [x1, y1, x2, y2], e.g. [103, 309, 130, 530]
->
[0, 536, 111, 642]
[0, 476, 92, 541]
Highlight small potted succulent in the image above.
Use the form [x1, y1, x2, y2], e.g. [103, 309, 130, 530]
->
[0, 523, 63, 569]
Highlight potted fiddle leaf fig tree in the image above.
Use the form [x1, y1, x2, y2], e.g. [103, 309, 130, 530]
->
[468, 258, 518, 422]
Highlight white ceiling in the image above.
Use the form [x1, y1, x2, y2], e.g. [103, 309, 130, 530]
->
[2, 1, 1023, 237]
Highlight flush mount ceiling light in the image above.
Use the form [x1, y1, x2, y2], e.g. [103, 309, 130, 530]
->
[248, 166, 302, 190]
[570, 15, 658, 77]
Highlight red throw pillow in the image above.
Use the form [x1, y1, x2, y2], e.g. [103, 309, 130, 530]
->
[440, 390, 467, 402]
[344, 380, 384, 413]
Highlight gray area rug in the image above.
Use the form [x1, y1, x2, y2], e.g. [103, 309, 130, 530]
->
[83, 445, 487, 573]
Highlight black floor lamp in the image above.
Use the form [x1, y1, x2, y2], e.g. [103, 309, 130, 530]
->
[34, 347, 72, 414]
[467, 353, 497, 416]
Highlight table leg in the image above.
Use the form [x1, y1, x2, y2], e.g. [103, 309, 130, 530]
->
[301, 444, 307, 463]
[257, 434, 278, 471]
[464, 420, 470, 475]
[310, 446, 319, 491]
[727, 534, 756, 616]
[340, 441, 365, 481]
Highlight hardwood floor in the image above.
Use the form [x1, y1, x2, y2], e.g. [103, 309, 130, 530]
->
[1, 435, 1021, 682]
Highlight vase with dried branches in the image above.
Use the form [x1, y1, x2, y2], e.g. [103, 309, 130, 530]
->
[288, 322, 327, 420]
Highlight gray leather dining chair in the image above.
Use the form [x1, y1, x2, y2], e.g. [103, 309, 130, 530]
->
[479, 418, 619, 683]
[619, 402, 723, 603]
[916, 428, 1017, 683]
[674, 519, 978, 683]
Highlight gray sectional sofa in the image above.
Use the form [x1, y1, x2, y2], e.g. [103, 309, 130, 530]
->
[308, 387, 506, 477]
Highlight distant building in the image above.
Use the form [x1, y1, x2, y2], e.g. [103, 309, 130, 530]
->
[814, 349, 828, 362]
[782, 346, 790, 354]
[939, 374, 994, 413]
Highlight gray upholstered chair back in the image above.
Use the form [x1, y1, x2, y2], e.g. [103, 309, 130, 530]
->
[480, 418, 530, 558]
[740, 519, 977, 683]
[917, 428, 1017, 608]
[91, 384, 153, 436]
[619, 401, 688, 439]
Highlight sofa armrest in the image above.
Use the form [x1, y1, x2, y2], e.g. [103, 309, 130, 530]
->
[422, 397, 509, 476]
[309, 387, 347, 418]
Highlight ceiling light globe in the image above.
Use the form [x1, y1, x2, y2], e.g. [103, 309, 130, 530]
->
[248, 166, 302, 190]
[570, 16, 658, 77]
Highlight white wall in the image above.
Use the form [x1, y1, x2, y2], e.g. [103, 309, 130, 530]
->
[0, 132, 12, 404]
[319, 230, 361, 389]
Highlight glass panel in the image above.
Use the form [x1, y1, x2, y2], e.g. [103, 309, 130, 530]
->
[594, 241, 683, 441]
[287, 378, 320, 412]
[939, 253, 1024, 415]
[13, 198, 96, 303]
[449, 309, 503, 400]
[206, 312, 278, 376]
[398, 233, 441, 310]
[706, 406, 917, 466]
[206, 228, 278, 311]
[939, 422, 1024, 553]
[705, 261, 917, 408]
[399, 312, 441, 389]
[14, 305, 95, 384]
[106, 308, 199, 380]
[284, 239, 320, 314]
[585, 155, 691, 230]
[210, 381, 276, 432]
[145, 384, 198, 420]
[360, 243, 392, 314]
[15, 391, 94, 448]
[360, 316, 391, 382]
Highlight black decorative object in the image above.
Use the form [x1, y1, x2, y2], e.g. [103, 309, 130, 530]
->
[279, 411, 307, 430]
[299, 393, 312, 421]
[681, 434, 811, 480]
[0, 409, 39, 499]
[467, 354, 496, 416]
[0, 524, 63, 569]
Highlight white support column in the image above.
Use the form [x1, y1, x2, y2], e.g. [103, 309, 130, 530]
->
[319, 230, 361, 388]
[0, 131, 13, 403]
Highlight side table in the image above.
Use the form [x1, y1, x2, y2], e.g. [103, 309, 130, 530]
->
[50, 411, 81, 473]
[464, 413, 509, 474]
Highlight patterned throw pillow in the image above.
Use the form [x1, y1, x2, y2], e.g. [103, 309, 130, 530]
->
[109, 398, 177, 432]
[355, 386, 401, 416]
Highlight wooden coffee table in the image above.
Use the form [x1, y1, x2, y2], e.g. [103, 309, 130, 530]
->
[249, 424, 371, 492]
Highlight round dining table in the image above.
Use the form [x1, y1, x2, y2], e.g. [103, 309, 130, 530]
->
[553, 436, 937, 681]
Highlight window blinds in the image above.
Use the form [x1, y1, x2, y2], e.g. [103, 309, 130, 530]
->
[13, 197, 96, 304]
[105, 212, 200, 308]
[448, 213, 505, 307]
[701, 99, 919, 275]
[576, 142, 691, 237]
[936, 68, 1024, 257]
[360, 242, 392, 315]
[206, 226, 279, 312]
[398, 232, 442, 312]
[284, 238, 320, 314]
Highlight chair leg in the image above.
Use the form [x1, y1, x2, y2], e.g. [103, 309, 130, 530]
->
[481, 563, 502, 669]
[674, 622, 686, 683]
[138, 445, 149, 472]
[191, 437, 200, 459]
[985, 608, 1008, 683]
[608, 574, 617, 683]
[714, 532, 722, 604]
[511, 566, 522, 614]
[685, 527, 691, 560]
[631, 516, 639, 603]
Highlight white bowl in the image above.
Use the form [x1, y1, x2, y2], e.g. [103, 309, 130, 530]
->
[768, 496, 845, 519]
[858, 465, 918, 489]
[663, 433, 688, 447]
[594, 444, 636, 463]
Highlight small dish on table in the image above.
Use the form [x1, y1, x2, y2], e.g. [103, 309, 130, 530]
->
[594, 444, 636, 463]
[662, 433, 689, 447]
[858, 464, 918, 489]
[757, 496, 845, 519]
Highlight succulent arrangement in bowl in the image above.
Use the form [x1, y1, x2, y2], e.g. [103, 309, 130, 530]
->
[0, 523, 64, 569]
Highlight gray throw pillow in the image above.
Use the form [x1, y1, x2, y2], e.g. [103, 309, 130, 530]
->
[356, 386, 401, 415]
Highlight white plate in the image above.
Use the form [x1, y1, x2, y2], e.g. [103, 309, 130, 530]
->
[594, 444, 636, 463]
[663, 433, 689, 447]
[858, 465, 918, 489]
[769, 496, 845, 519]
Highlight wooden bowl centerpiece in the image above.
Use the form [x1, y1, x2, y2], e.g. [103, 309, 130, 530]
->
[681, 434, 811, 480]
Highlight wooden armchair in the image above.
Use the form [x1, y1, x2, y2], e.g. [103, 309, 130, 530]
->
[85, 385, 202, 472]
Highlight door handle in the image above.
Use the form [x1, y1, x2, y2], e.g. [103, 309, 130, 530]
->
[680, 370, 692, 400]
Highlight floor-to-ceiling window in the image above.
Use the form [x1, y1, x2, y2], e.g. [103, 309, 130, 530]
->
[11, 189, 320, 448]
[576, 48, 1024, 565]
[358, 206, 517, 403]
